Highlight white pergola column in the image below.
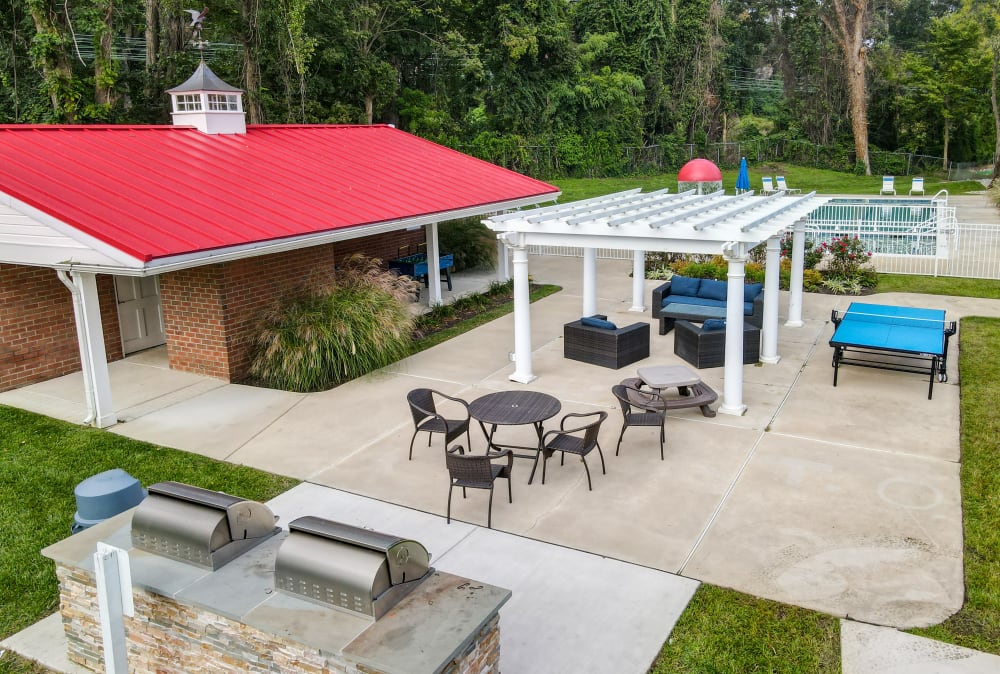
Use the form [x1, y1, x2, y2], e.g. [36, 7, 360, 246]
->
[425, 222, 443, 306]
[582, 247, 597, 317]
[506, 234, 536, 384]
[719, 245, 748, 416]
[61, 270, 116, 428]
[631, 250, 646, 312]
[785, 221, 806, 327]
[496, 239, 510, 282]
[760, 236, 782, 364]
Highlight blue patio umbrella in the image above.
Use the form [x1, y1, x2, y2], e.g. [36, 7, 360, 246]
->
[736, 157, 751, 193]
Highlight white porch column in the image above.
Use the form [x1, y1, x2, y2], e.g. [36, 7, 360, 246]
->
[68, 271, 116, 428]
[506, 234, 535, 384]
[425, 222, 443, 306]
[785, 222, 805, 327]
[496, 239, 510, 282]
[760, 236, 782, 364]
[719, 245, 748, 416]
[582, 247, 597, 317]
[631, 250, 646, 312]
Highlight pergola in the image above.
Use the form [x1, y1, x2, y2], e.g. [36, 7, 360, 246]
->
[483, 188, 832, 415]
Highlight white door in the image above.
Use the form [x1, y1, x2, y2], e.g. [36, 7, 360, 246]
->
[114, 276, 165, 354]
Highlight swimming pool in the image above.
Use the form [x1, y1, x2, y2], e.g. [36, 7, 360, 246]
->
[805, 197, 953, 257]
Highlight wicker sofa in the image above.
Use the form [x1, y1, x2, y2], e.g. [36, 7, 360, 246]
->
[651, 276, 764, 335]
[564, 316, 650, 369]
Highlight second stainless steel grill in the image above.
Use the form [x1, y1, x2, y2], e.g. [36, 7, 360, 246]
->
[274, 516, 432, 619]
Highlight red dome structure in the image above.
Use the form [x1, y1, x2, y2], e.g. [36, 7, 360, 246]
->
[677, 158, 723, 182]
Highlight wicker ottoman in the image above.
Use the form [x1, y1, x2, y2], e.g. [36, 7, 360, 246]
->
[673, 320, 761, 369]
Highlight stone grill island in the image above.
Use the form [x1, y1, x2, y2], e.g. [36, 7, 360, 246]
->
[43, 484, 509, 674]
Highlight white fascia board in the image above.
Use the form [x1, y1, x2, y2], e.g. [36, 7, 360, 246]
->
[54, 192, 560, 277]
[521, 231, 729, 255]
[0, 190, 144, 269]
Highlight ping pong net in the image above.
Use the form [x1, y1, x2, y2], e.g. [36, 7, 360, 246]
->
[833, 307, 948, 331]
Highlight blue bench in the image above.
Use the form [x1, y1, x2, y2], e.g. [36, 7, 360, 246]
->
[651, 276, 764, 335]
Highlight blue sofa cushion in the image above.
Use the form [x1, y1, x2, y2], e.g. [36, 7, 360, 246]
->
[670, 275, 701, 296]
[581, 316, 617, 330]
[703, 319, 726, 331]
[698, 279, 728, 302]
[663, 296, 726, 309]
[744, 283, 763, 302]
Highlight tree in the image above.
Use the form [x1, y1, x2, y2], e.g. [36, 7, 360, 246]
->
[818, 0, 874, 174]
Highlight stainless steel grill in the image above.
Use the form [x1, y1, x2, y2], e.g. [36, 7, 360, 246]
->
[131, 481, 279, 569]
[274, 516, 432, 619]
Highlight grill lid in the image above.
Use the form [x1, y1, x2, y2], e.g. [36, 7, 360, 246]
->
[131, 481, 279, 569]
[275, 516, 432, 619]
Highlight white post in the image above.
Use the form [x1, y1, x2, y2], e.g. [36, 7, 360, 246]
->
[785, 222, 805, 328]
[425, 222, 443, 306]
[719, 246, 747, 416]
[760, 236, 781, 364]
[582, 247, 597, 317]
[507, 235, 535, 384]
[76, 272, 116, 428]
[496, 239, 510, 282]
[94, 543, 133, 674]
[631, 250, 646, 312]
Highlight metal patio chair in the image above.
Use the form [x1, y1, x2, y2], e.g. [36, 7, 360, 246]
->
[540, 411, 608, 490]
[611, 383, 667, 460]
[446, 444, 513, 528]
[407, 388, 471, 460]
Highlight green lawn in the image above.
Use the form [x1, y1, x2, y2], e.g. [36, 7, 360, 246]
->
[0, 407, 298, 650]
[551, 166, 984, 201]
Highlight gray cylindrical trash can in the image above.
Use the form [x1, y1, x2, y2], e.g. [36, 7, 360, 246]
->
[72, 469, 146, 533]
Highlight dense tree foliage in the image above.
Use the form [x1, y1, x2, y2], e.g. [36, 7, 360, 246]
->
[0, 0, 994, 179]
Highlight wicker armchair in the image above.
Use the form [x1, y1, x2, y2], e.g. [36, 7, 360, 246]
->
[540, 411, 608, 490]
[611, 383, 667, 460]
[563, 317, 650, 369]
[406, 389, 471, 460]
[445, 445, 513, 528]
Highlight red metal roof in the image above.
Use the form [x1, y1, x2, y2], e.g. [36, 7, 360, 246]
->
[0, 124, 558, 262]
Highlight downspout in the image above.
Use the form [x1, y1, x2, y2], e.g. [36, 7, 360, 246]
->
[57, 270, 96, 425]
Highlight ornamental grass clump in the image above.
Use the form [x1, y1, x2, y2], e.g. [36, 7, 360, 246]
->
[250, 255, 418, 392]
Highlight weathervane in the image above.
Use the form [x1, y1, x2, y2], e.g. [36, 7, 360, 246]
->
[184, 7, 209, 57]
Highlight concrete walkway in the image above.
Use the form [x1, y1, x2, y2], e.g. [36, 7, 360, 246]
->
[4, 193, 1000, 672]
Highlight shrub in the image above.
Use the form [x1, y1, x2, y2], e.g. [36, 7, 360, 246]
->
[780, 234, 825, 269]
[438, 217, 497, 272]
[820, 235, 873, 278]
[250, 255, 417, 392]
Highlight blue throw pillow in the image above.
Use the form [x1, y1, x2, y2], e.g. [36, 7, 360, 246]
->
[702, 319, 726, 331]
[698, 278, 728, 302]
[670, 275, 701, 297]
[744, 283, 763, 302]
[581, 316, 617, 330]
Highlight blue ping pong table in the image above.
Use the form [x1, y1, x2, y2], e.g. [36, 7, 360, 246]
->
[829, 303, 956, 399]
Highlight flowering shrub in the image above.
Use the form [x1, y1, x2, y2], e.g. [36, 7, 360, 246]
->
[820, 235, 873, 279]
[779, 234, 825, 268]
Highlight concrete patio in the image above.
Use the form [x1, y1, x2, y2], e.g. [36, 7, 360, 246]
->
[4, 248, 1000, 672]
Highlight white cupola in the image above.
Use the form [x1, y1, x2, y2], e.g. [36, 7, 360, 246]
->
[167, 61, 246, 135]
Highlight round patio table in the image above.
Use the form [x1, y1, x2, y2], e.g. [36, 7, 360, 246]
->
[468, 391, 561, 484]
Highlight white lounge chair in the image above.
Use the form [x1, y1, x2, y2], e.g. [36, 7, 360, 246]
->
[880, 176, 896, 195]
[909, 177, 925, 195]
[761, 176, 776, 195]
[775, 176, 800, 194]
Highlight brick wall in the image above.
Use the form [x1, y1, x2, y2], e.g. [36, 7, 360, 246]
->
[0, 265, 122, 392]
[1, 229, 425, 390]
[161, 230, 424, 383]
[55, 563, 502, 674]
